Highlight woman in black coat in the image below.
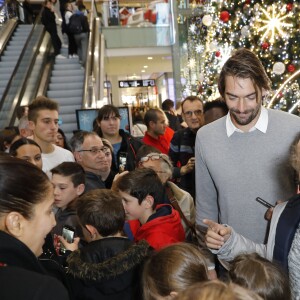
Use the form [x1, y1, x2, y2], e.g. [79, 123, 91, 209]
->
[0, 156, 69, 300]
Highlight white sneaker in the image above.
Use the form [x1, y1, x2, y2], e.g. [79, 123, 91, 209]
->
[56, 54, 65, 59]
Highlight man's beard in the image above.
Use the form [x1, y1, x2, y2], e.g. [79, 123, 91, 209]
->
[230, 106, 260, 126]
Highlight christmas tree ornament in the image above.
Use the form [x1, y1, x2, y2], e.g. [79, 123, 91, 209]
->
[220, 11, 230, 22]
[286, 3, 293, 11]
[273, 62, 285, 75]
[241, 26, 250, 38]
[202, 15, 213, 26]
[261, 42, 270, 50]
[287, 64, 296, 73]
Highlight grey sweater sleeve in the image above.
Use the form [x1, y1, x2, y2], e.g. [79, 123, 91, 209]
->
[212, 203, 287, 263]
[195, 133, 219, 225]
[212, 228, 267, 262]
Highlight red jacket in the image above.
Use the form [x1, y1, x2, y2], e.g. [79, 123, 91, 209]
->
[127, 204, 185, 250]
[142, 127, 174, 154]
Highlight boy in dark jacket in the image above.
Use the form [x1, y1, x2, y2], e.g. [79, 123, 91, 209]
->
[51, 162, 85, 240]
[59, 189, 150, 300]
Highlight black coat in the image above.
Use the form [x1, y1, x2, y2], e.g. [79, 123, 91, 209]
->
[0, 231, 69, 300]
[66, 238, 151, 300]
[41, 6, 57, 33]
[111, 129, 143, 173]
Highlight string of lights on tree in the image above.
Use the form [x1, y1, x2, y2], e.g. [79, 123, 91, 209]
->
[178, 0, 300, 114]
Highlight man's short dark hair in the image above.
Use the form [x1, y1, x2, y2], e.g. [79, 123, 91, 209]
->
[218, 48, 271, 99]
[28, 96, 59, 123]
[203, 99, 228, 114]
[162, 99, 174, 111]
[144, 108, 163, 128]
[51, 162, 85, 187]
[115, 168, 164, 208]
[76, 189, 125, 236]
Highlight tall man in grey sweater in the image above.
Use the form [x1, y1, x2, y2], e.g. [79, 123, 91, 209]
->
[195, 48, 300, 244]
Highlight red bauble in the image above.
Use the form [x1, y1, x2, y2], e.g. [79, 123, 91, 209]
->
[287, 64, 296, 73]
[286, 3, 293, 11]
[245, 0, 251, 4]
[220, 11, 230, 22]
[215, 51, 221, 57]
[261, 42, 270, 50]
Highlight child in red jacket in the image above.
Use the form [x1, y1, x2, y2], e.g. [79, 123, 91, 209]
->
[115, 168, 185, 250]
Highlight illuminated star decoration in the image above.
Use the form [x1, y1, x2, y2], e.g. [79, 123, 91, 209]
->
[188, 58, 196, 69]
[216, 43, 233, 69]
[189, 23, 196, 33]
[196, 44, 205, 53]
[256, 4, 293, 44]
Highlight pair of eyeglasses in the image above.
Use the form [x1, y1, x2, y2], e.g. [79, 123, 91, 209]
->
[78, 147, 109, 155]
[140, 154, 173, 169]
[183, 110, 203, 118]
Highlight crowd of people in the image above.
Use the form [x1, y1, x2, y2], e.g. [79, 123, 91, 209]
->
[0, 48, 299, 300]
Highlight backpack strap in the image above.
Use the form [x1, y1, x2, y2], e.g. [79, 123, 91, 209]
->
[273, 194, 300, 272]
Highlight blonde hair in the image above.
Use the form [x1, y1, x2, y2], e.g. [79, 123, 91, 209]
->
[176, 281, 263, 300]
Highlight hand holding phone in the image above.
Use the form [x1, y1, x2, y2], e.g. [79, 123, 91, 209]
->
[119, 152, 127, 173]
[59, 225, 75, 254]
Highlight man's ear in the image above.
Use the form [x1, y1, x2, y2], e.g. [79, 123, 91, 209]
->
[142, 195, 154, 209]
[149, 120, 155, 129]
[5, 212, 24, 237]
[76, 183, 85, 196]
[28, 120, 35, 131]
[74, 151, 82, 162]
[85, 224, 97, 235]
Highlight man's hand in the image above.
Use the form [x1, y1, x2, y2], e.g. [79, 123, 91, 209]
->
[203, 219, 232, 249]
[180, 157, 195, 175]
[264, 200, 284, 221]
[111, 171, 129, 191]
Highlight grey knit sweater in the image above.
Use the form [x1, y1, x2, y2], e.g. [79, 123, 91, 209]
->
[195, 109, 300, 243]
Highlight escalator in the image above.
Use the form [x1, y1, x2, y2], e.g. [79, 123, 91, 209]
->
[0, 24, 32, 100]
[0, 1, 104, 137]
[0, 18, 47, 129]
[45, 47, 84, 139]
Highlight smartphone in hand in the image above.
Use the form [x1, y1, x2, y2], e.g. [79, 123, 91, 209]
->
[60, 225, 75, 254]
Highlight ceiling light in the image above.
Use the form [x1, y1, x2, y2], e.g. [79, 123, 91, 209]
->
[144, 65, 148, 68]
[147, 57, 153, 60]
[141, 70, 146, 73]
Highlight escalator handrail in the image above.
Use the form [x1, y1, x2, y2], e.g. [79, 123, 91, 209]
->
[0, 19, 18, 57]
[82, 0, 100, 108]
[0, 9, 43, 117]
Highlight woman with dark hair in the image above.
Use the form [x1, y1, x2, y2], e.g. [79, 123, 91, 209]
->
[56, 128, 71, 151]
[9, 137, 42, 169]
[0, 156, 68, 300]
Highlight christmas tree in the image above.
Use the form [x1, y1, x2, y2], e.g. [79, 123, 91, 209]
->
[178, 0, 300, 115]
